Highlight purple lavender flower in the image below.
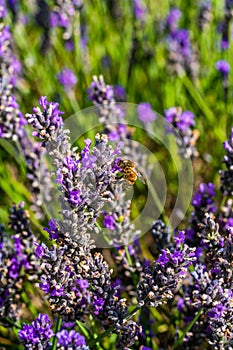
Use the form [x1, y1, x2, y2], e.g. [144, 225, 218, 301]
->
[27, 96, 64, 141]
[220, 128, 233, 196]
[108, 123, 127, 141]
[218, 199, 233, 234]
[58, 67, 78, 92]
[116, 320, 142, 348]
[165, 107, 195, 131]
[26, 98, 123, 247]
[219, 0, 233, 52]
[0, 0, 7, 19]
[215, 59, 230, 76]
[186, 183, 216, 249]
[216, 59, 230, 101]
[215, 59, 230, 101]
[192, 183, 216, 211]
[138, 103, 156, 123]
[88, 75, 114, 105]
[167, 21, 199, 77]
[166, 8, 181, 33]
[88, 75, 139, 156]
[0, 24, 25, 141]
[19, 314, 54, 349]
[50, 0, 83, 42]
[137, 231, 196, 307]
[26, 98, 141, 346]
[134, 0, 146, 21]
[181, 261, 233, 348]
[222, 39, 229, 51]
[0, 21, 53, 218]
[103, 213, 115, 230]
[198, 1, 213, 30]
[0, 203, 40, 324]
[178, 211, 233, 348]
[165, 107, 198, 158]
[56, 329, 89, 349]
[115, 84, 126, 101]
[150, 220, 171, 257]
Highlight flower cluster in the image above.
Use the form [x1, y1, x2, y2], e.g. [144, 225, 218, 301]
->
[57, 67, 78, 92]
[186, 182, 216, 251]
[137, 231, 196, 308]
[150, 219, 171, 256]
[0, 7, 52, 218]
[164, 106, 199, 158]
[179, 214, 233, 349]
[166, 9, 199, 78]
[137, 103, 156, 124]
[88, 75, 151, 188]
[219, 0, 233, 50]
[216, 59, 230, 101]
[220, 127, 233, 196]
[19, 313, 54, 349]
[26, 97, 123, 246]
[0, 203, 40, 324]
[0, 22, 24, 141]
[50, 0, 83, 48]
[198, 1, 213, 31]
[115, 241, 150, 298]
[133, 0, 146, 21]
[25, 97, 143, 348]
[56, 329, 89, 349]
[165, 8, 181, 33]
[88, 74, 122, 127]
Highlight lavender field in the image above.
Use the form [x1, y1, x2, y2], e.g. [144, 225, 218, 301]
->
[0, 1, 233, 349]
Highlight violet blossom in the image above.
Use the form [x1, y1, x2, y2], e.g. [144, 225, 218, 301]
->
[57, 67, 78, 92]
[165, 107, 199, 158]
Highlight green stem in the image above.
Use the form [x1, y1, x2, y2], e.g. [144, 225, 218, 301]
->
[89, 315, 101, 348]
[181, 76, 215, 125]
[173, 308, 203, 348]
[51, 316, 62, 350]
[68, 90, 81, 112]
[125, 245, 133, 266]
[21, 291, 37, 317]
[146, 177, 166, 221]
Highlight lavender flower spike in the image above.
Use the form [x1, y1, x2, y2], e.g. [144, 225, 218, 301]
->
[220, 127, 233, 196]
[19, 313, 54, 349]
[215, 60, 230, 76]
[26, 97, 122, 247]
[56, 329, 89, 349]
[137, 231, 196, 307]
[165, 107, 199, 158]
[138, 102, 156, 123]
[166, 8, 181, 33]
[57, 67, 78, 92]
[0, 203, 40, 325]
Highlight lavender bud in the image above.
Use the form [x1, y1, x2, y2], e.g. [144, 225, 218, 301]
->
[18, 313, 54, 349]
[56, 329, 89, 349]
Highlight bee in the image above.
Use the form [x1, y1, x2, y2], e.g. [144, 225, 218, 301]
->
[117, 159, 145, 189]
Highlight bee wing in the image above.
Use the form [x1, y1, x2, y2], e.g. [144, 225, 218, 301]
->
[135, 168, 146, 184]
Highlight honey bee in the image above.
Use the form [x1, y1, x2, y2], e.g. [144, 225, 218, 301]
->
[117, 159, 145, 189]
